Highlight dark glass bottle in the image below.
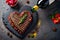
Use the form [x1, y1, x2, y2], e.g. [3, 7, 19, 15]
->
[37, 0, 49, 8]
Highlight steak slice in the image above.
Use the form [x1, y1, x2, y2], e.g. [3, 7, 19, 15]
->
[8, 11, 32, 34]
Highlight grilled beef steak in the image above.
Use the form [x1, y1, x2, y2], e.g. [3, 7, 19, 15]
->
[8, 11, 32, 34]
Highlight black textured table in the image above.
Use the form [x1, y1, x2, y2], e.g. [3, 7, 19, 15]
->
[0, 0, 60, 40]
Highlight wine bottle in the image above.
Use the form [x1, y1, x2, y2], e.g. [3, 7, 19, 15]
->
[37, 0, 55, 8]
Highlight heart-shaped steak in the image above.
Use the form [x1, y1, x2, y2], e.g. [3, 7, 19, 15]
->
[8, 11, 32, 34]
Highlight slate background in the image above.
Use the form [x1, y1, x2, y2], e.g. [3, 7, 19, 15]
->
[0, 0, 60, 40]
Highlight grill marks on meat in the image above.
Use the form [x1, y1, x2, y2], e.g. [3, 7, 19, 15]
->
[8, 11, 32, 34]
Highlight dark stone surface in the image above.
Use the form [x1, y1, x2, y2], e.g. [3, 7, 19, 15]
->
[0, 0, 60, 40]
[2, 5, 38, 39]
